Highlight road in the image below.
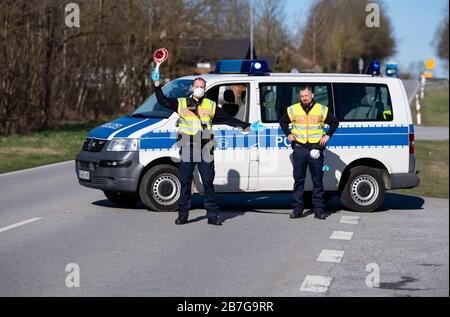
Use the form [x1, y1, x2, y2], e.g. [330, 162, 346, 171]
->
[402, 79, 448, 141]
[414, 126, 449, 141]
[0, 161, 448, 297]
[402, 79, 420, 104]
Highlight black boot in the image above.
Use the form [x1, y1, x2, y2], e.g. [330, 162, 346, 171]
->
[290, 210, 304, 219]
[175, 215, 189, 225]
[314, 212, 327, 220]
[207, 216, 223, 226]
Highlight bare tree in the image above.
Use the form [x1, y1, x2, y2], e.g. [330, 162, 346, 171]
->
[300, 0, 395, 73]
[435, 10, 449, 64]
[2, 0, 366, 136]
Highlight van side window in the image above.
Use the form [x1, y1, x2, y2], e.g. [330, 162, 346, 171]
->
[205, 83, 249, 122]
[334, 83, 393, 121]
[259, 83, 333, 123]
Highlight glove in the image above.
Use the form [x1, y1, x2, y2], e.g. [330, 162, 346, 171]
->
[249, 120, 265, 132]
[151, 69, 160, 81]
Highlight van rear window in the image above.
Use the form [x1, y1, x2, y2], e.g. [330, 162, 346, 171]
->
[333, 83, 393, 122]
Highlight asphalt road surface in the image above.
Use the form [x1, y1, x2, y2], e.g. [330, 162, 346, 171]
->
[414, 126, 449, 140]
[402, 79, 420, 104]
[0, 161, 448, 297]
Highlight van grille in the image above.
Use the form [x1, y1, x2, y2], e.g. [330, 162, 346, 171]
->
[90, 176, 107, 185]
[79, 161, 90, 170]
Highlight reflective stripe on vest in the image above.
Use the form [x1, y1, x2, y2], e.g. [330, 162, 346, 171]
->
[287, 102, 328, 144]
[177, 98, 216, 135]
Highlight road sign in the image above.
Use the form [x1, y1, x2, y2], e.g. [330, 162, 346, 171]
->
[425, 58, 435, 70]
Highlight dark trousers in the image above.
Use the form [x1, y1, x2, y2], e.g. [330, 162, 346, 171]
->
[178, 147, 219, 218]
[292, 145, 325, 214]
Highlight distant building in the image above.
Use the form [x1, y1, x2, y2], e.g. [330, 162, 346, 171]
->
[181, 38, 277, 74]
[289, 52, 317, 73]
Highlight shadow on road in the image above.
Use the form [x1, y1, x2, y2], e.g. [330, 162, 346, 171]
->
[92, 199, 146, 210]
[92, 192, 425, 222]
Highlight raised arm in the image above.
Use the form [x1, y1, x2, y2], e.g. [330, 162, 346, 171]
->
[213, 106, 250, 129]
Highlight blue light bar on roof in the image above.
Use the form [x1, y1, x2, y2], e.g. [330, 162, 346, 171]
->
[214, 60, 271, 75]
[367, 60, 381, 76]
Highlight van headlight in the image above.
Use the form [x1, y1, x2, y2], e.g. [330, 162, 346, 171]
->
[107, 138, 139, 152]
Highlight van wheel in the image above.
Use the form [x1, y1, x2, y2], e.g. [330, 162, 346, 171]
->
[103, 191, 141, 207]
[340, 167, 385, 212]
[139, 164, 181, 212]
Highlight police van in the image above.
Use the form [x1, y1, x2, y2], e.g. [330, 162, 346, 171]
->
[75, 60, 420, 212]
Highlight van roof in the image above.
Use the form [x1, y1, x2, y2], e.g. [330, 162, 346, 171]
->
[180, 73, 400, 81]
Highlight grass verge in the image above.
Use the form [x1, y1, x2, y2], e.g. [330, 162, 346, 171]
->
[0, 121, 106, 174]
[412, 87, 449, 126]
[395, 140, 449, 198]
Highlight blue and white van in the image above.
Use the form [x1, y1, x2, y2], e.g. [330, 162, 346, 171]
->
[75, 60, 419, 212]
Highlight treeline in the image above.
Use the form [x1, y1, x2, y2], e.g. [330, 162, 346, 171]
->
[435, 6, 448, 64]
[0, 0, 396, 136]
[299, 0, 395, 73]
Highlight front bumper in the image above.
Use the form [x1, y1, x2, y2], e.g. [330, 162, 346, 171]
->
[75, 148, 143, 193]
[389, 172, 420, 190]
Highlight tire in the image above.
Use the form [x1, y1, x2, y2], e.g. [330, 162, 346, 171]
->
[103, 191, 141, 207]
[139, 164, 181, 212]
[340, 167, 385, 212]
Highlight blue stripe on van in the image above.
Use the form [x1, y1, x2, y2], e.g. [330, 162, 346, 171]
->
[139, 125, 410, 150]
[115, 118, 162, 137]
[88, 116, 146, 139]
[328, 134, 408, 147]
[140, 132, 176, 151]
[333, 126, 408, 134]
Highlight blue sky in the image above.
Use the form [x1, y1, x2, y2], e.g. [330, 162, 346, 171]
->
[283, 0, 449, 78]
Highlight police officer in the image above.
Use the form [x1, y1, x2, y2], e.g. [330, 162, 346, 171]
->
[279, 85, 339, 220]
[151, 68, 256, 225]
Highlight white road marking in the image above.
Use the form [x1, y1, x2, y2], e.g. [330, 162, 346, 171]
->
[330, 231, 354, 240]
[340, 215, 360, 224]
[0, 161, 74, 177]
[299, 275, 332, 293]
[0, 217, 43, 233]
[317, 249, 345, 263]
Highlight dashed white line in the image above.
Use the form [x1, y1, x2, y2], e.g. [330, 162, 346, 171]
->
[317, 249, 345, 263]
[330, 231, 354, 240]
[299, 275, 332, 293]
[300, 217, 358, 293]
[0, 217, 43, 233]
[340, 215, 360, 224]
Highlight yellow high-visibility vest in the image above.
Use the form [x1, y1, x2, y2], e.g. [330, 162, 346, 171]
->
[177, 98, 216, 135]
[287, 102, 328, 144]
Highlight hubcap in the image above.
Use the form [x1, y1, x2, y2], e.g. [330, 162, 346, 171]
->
[350, 174, 379, 206]
[151, 173, 181, 206]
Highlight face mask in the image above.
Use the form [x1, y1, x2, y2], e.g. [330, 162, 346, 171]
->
[193, 87, 205, 99]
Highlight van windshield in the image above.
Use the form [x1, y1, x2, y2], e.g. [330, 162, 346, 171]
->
[130, 79, 193, 118]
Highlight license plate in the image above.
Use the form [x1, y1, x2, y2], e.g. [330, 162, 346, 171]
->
[79, 170, 90, 180]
